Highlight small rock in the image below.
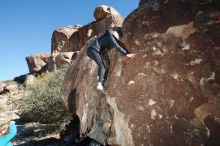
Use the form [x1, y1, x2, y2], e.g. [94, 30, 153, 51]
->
[24, 75, 36, 86]
[5, 84, 18, 93]
[94, 5, 121, 21]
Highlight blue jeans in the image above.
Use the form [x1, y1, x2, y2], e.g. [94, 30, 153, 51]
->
[87, 47, 106, 82]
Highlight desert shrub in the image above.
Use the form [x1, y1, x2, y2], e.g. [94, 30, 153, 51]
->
[0, 104, 5, 112]
[36, 72, 48, 80]
[20, 68, 72, 128]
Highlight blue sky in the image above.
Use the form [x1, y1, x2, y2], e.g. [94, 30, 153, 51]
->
[0, 0, 137, 81]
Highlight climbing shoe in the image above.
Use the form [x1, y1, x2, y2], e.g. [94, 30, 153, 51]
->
[97, 82, 104, 91]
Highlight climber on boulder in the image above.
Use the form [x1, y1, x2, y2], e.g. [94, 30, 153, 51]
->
[86, 28, 135, 91]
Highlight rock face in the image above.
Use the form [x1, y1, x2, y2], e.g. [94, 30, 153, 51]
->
[94, 5, 121, 21]
[121, 0, 220, 145]
[61, 39, 114, 144]
[51, 25, 81, 53]
[61, 1, 220, 146]
[26, 54, 49, 74]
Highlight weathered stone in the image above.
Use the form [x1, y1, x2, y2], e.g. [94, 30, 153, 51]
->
[26, 54, 49, 74]
[5, 84, 18, 93]
[24, 75, 36, 85]
[61, 38, 113, 144]
[48, 52, 79, 71]
[61, 0, 220, 146]
[47, 54, 57, 72]
[204, 116, 220, 146]
[56, 52, 75, 68]
[52, 16, 124, 55]
[76, 15, 124, 50]
[51, 25, 81, 53]
[0, 82, 7, 94]
[61, 37, 136, 145]
[94, 5, 121, 21]
[14, 74, 28, 84]
[121, 0, 220, 145]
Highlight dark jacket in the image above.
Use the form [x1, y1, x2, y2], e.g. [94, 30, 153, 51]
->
[90, 29, 128, 56]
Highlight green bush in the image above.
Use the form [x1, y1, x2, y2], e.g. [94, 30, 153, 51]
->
[20, 68, 72, 128]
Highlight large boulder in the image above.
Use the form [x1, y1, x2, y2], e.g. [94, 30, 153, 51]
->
[94, 5, 121, 21]
[14, 74, 35, 85]
[48, 52, 79, 71]
[51, 25, 81, 53]
[61, 38, 113, 144]
[26, 53, 49, 74]
[122, 0, 220, 145]
[24, 75, 36, 86]
[62, 1, 220, 146]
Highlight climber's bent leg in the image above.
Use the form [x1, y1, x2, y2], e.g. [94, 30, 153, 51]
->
[87, 48, 106, 90]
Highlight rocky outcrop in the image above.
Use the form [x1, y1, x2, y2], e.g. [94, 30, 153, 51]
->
[14, 74, 36, 85]
[61, 1, 220, 146]
[64, 6, 123, 53]
[94, 5, 121, 21]
[26, 54, 49, 74]
[51, 25, 81, 53]
[48, 16, 124, 71]
[48, 52, 79, 71]
[49, 9, 123, 72]
[60, 15, 124, 54]
[75, 15, 124, 50]
[24, 75, 36, 85]
[0, 82, 18, 95]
